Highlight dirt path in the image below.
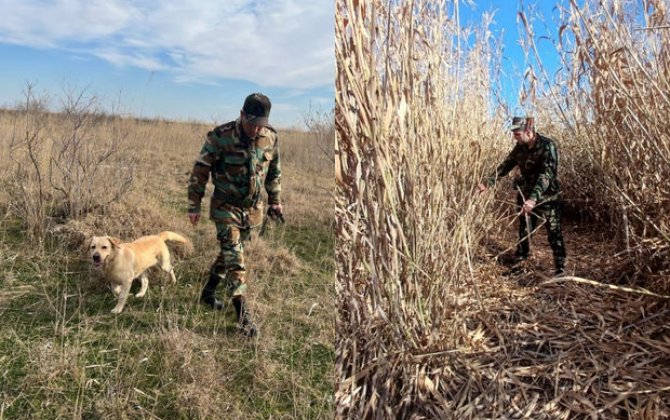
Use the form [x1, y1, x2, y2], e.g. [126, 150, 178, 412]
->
[460, 218, 670, 418]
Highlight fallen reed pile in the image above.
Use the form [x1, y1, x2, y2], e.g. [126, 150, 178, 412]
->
[453, 272, 670, 419]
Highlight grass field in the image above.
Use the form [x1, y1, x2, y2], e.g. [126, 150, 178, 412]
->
[0, 102, 334, 419]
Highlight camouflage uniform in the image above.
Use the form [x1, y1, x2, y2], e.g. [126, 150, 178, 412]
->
[486, 132, 566, 272]
[189, 119, 281, 298]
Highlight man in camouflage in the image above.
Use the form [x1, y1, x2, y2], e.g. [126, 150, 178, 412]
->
[188, 93, 282, 337]
[478, 117, 566, 275]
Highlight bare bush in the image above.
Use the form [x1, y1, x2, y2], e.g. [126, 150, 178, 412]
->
[48, 86, 136, 219]
[303, 105, 336, 164]
[5, 84, 53, 242]
[3, 83, 137, 242]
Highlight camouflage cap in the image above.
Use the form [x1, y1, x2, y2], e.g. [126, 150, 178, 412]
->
[510, 116, 534, 132]
[242, 93, 271, 127]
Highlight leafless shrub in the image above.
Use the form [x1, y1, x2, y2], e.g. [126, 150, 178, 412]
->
[3, 83, 137, 243]
[5, 84, 53, 242]
[48, 86, 136, 219]
[303, 105, 336, 164]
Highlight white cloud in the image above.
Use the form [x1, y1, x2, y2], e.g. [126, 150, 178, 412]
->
[93, 49, 169, 72]
[0, 0, 334, 89]
[0, 0, 138, 47]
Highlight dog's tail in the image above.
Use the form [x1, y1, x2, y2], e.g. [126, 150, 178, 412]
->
[159, 231, 194, 253]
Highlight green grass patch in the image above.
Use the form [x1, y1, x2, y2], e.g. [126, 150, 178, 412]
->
[0, 206, 334, 418]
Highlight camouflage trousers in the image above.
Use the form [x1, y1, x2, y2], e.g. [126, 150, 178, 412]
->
[516, 195, 566, 270]
[209, 199, 264, 297]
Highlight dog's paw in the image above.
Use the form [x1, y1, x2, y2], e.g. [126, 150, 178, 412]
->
[110, 307, 124, 314]
[135, 292, 146, 298]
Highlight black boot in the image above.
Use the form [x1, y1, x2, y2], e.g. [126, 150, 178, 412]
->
[200, 272, 225, 310]
[232, 296, 258, 338]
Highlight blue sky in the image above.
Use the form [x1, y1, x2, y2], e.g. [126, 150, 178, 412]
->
[0, 1, 569, 127]
[0, 0, 334, 128]
[460, 0, 562, 115]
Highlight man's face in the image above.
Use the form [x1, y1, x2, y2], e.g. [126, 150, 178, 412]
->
[513, 128, 533, 145]
[241, 112, 263, 138]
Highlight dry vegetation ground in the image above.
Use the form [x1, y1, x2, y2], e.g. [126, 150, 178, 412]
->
[463, 195, 670, 419]
[0, 104, 334, 418]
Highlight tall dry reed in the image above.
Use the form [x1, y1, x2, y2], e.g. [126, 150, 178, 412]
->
[335, 0, 504, 416]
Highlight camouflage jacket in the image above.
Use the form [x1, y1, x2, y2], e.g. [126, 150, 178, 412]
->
[188, 119, 281, 213]
[486, 133, 561, 203]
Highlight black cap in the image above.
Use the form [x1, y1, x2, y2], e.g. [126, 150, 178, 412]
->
[242, 93, 271, 126]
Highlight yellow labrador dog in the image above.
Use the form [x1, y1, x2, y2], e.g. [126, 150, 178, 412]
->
[87, 231, 191, 313]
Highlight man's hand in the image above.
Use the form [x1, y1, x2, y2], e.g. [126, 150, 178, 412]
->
[520, 199, 536, 215]
[268, 203, 283, 218]
[188, 212, 201, 226]
[477, 183, 488, 194]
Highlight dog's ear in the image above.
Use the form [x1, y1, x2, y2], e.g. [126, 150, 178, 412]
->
[108, 237, 122, 248]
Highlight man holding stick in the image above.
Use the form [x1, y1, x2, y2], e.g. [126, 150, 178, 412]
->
[478, 117, 566, 276]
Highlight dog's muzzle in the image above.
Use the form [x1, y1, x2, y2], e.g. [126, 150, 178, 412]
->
[92, 253, 103, 268]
